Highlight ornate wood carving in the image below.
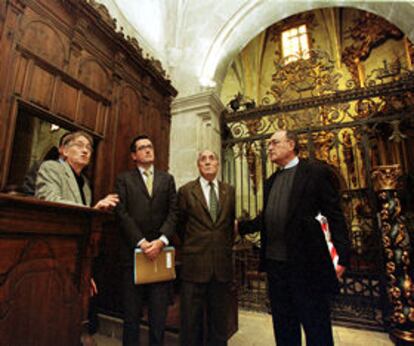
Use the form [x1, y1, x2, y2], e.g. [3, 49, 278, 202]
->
[342, 12, 403, 83]
[372, 165, 414, 344]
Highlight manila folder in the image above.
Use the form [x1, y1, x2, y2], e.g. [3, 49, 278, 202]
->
[134, 246, 176, 285]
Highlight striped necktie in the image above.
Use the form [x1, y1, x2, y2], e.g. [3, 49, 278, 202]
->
[143, 169, 153, 196]
[209, 181, 218, 222]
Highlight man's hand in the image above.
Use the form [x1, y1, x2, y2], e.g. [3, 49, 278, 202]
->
[139, 239, 151, 251]
[90, 278, 98, 297]
[94, 193, 119, 211]
[336, 264, 346, 279]
[143, 239, 164, 261]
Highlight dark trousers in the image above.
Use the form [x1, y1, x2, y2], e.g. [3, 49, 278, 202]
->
[180, 279, 230, 346]
[122, 268, 170, 346]
[266, 260, 334, 346]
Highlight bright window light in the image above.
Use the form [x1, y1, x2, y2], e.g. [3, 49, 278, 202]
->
[281, 24, 310, 64]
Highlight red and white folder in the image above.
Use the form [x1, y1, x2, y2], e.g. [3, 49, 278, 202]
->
[315, 213, 339, 269]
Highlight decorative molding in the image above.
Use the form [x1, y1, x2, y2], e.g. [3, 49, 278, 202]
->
[171, 90, 224, 116]
[371, 165, 402, 191]
[78, 0, 173, 88]
[85, 0, 117, 30]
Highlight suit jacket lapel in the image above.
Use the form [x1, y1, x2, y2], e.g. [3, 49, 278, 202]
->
[151, 169, 160, 198]
[285, 159, 309, 224]
[83, 177, 92, 206]
[62, 161, 83, 204]
[191, 179, 210, 217]
[63, 161, 93, 206]
[134, 168, 151, 198]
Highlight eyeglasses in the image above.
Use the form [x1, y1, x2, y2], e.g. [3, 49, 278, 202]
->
[267, 138, 290, 147]
[136, 144, 154, 151]
[69, 141, 93, 152]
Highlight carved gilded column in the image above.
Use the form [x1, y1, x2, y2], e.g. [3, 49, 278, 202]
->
[372, 165, 414, 345]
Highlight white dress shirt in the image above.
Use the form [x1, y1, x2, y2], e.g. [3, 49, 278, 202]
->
[199, 176, 219, 209]
[281, 156, 299, 170]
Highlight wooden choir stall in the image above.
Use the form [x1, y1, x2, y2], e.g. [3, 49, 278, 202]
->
[0, 194, 108, 346]
[0, 0, 176, 344]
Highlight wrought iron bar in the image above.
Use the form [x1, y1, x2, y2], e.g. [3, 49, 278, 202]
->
[224, 74, 414, 123]
[223, 110, 414, 145]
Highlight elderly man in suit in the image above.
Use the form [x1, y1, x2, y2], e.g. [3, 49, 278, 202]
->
[177, 149, 235, 346]
[115, 135, 178, 346]
[36, 130, 118, 209]
[239, 130, 350, 346]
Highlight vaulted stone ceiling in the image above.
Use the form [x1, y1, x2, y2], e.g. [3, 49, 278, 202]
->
[98, 0, 414, 98]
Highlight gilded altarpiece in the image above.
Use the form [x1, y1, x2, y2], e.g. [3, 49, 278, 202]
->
[222, 8, 414, 329]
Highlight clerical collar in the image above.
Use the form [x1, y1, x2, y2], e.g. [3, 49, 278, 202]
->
[281, 156, 299, 170]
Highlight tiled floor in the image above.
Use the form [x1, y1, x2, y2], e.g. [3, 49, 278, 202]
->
[93, 310, 392, 345]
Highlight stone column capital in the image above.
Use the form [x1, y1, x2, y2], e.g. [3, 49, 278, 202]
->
[171, 90, 224, 116]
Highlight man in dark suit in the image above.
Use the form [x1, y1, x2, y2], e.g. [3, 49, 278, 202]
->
[177, 150, 235, 346]
[115, 135, 178, 346]
[239, 130, 350, 346]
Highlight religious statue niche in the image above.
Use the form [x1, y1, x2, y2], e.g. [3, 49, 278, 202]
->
[369, 120, 410, 171]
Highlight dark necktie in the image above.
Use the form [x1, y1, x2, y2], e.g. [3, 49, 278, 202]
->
[209, 182, 218, 223]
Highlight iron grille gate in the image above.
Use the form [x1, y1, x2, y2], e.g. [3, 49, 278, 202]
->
[222, 62, 414, 330]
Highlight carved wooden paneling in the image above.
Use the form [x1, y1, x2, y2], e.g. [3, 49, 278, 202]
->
[114, 85, 142, 174]
[12, 55, 29, 96]
[78, 93, 99, 130]
[148, 105, 161, 157]
[0, 194, 108, 346]
[96, 104, 108, 135]
[20, 20, 67, 69]
[28, 64, 55, 109]
[0, 238, 79, 277]
[0, 257, 81, 346]
[0, 2, 6, 40]
[78, 58, 110, 97]
[55, 80, 78, 120]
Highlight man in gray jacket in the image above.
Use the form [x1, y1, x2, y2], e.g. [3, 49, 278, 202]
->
[35, 130, 118, 209]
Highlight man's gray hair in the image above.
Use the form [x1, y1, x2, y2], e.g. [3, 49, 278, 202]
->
[197, 150, 219, 163]
[62, 131, 93, 147]
[285, 130, 299, 155]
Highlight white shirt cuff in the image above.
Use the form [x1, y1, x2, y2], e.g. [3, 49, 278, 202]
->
[159, 235, 169, 246]
[137, 238, 146, 247]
